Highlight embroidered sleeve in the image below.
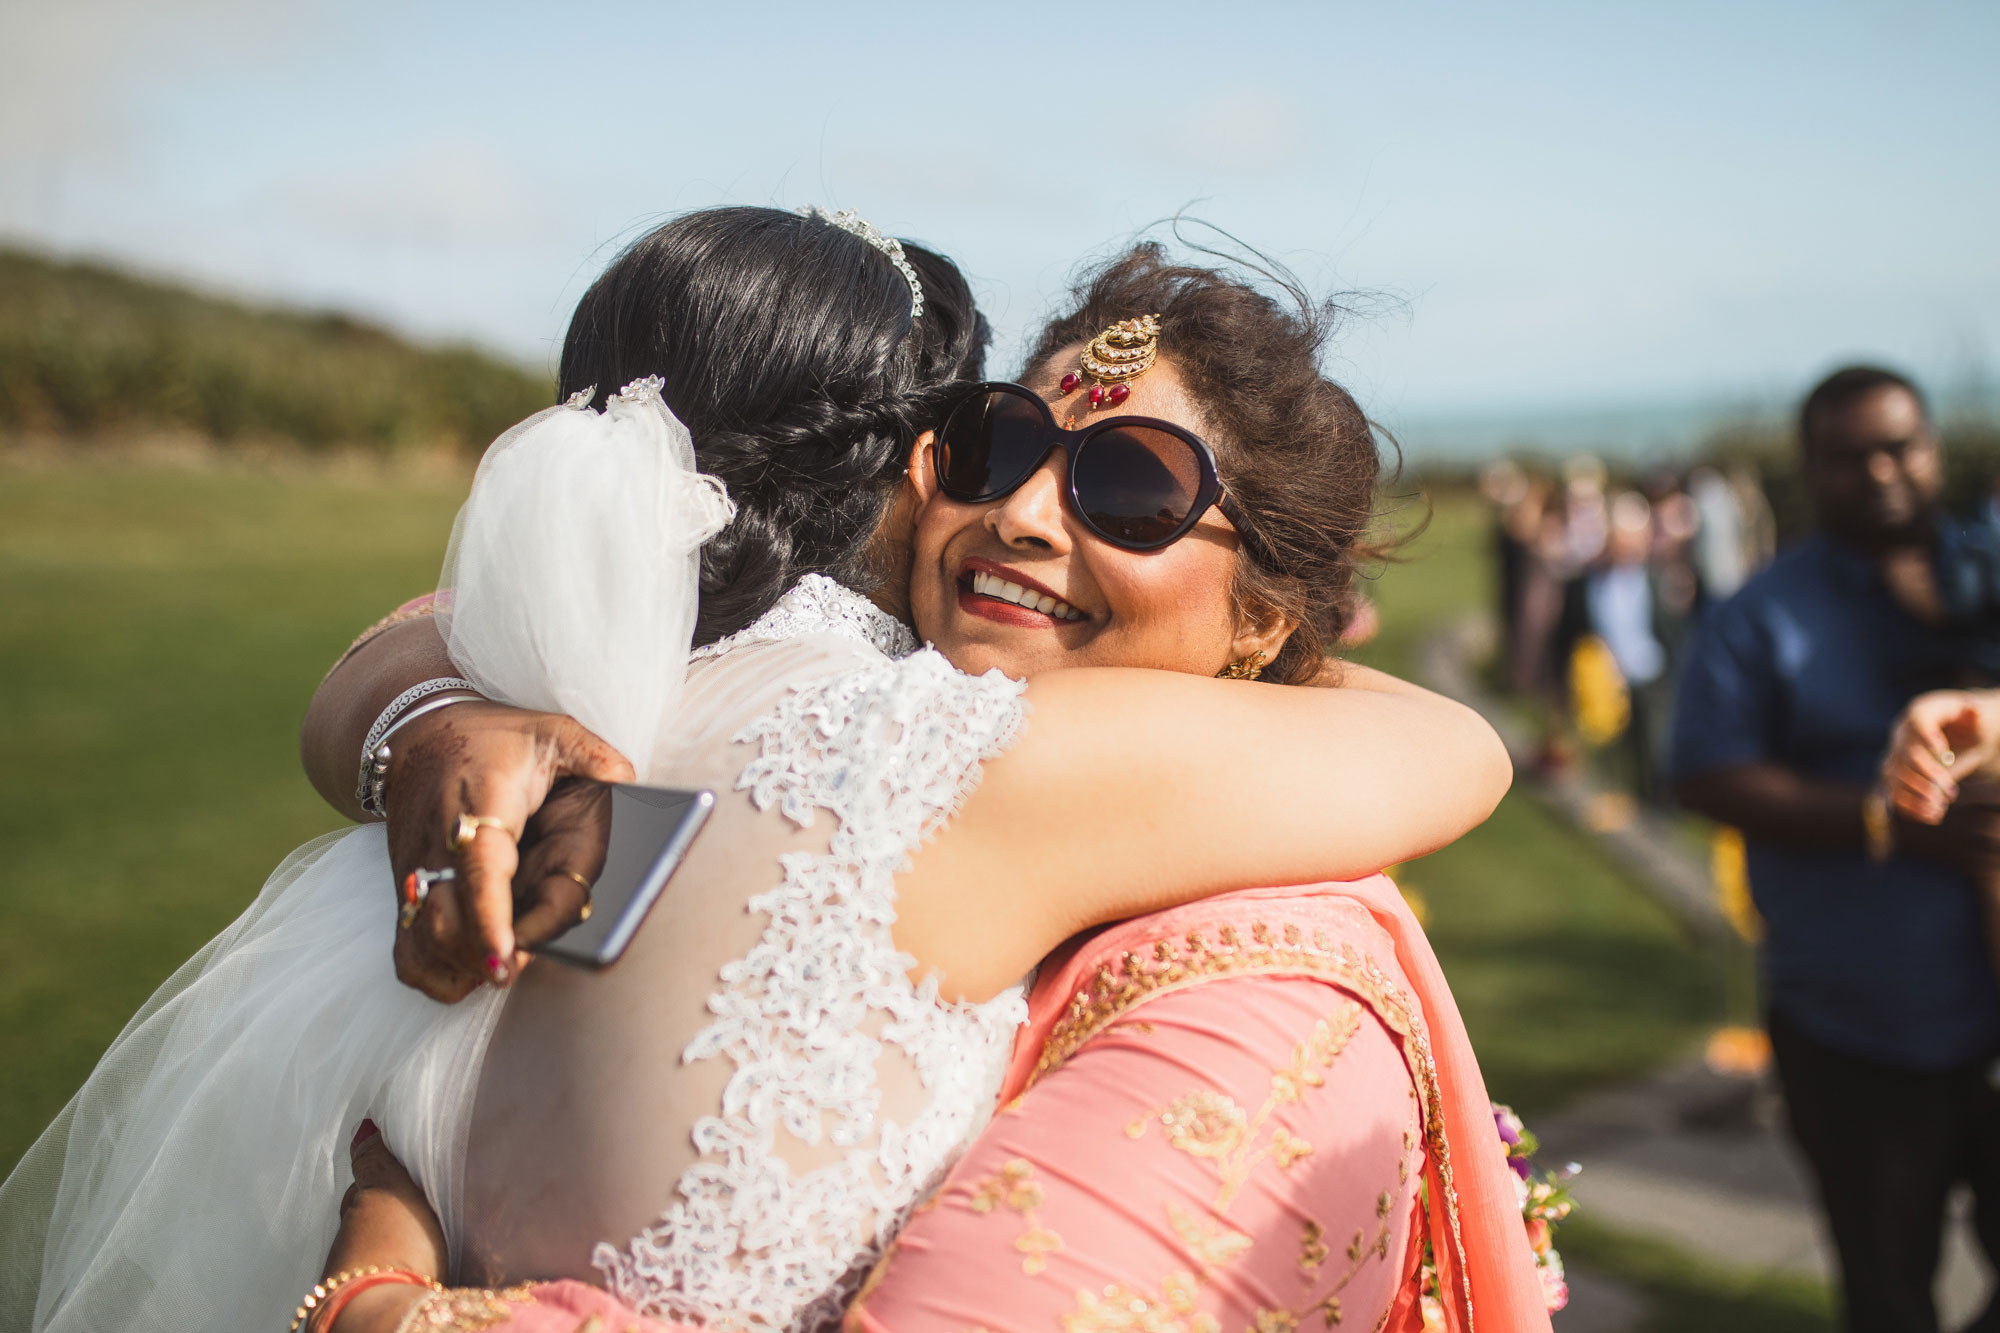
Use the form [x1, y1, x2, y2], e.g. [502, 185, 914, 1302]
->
[845, 974, 1426, 1333]
[392, 1279, 696, 1332]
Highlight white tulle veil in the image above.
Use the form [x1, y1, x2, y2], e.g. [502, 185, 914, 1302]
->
[0, 380, 734, 1332]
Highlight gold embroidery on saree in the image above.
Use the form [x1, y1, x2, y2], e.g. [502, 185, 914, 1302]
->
[1063, 1274, 1219, 1333]
[1166, 1202, 1253, 1271]
[1030, 927, 1471, 1332]
[393, 1283, 537, 1332]
[1127, 1002, 1360, 1208]
[952, 1158, 1066, 1275]
[1300, 1220, 1330, 1275]
[1115, 999, 1412, 1333]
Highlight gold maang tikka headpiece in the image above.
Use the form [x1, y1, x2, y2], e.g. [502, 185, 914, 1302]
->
[1058, 314, 1162, 411]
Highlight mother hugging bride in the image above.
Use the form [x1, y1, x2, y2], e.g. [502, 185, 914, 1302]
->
[2, 206, 1553, 1333]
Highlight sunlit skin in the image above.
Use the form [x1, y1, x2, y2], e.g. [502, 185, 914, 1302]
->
[905, 349, 1292, 681]
[1804, 385, 1940, 548]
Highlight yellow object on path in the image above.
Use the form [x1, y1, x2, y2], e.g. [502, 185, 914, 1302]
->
[1569, 634, 1630, 747]
[1711, 825, 1762, 944]
[1704, 1025, 1773, 1077]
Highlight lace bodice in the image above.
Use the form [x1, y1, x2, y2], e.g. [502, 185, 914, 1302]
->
[474, 577, 1027, 1333]
[690, 573, 920, 663]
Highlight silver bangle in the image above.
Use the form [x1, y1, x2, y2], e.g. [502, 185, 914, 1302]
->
[355, 678, 481, 812]
[359, 693, 482, 816]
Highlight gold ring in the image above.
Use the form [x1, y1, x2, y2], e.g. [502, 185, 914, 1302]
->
[557, 869, 594, 921]
[448, 813, 514, 851]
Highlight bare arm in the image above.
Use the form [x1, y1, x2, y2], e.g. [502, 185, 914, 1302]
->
[898, 667, 1510, 999]
[301, 618, 460, 821]
[1318, 658, 1438, 699]
[1675, 763, 1868, 851]
[1677, 758, 2000, 901]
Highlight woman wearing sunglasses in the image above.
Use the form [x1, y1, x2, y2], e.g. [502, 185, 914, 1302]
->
[282, 243, 1550, 1333]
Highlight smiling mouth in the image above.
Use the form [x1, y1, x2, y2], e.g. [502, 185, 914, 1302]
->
[960, 569, 1086, 622]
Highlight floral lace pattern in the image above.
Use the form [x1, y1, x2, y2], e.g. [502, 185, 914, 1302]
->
[691, 573, 919, 663]
[592, 581, 1029, 1333]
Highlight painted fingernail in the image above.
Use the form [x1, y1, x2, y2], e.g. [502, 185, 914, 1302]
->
[352, 1118, 380, 1148]
[485, 953, 510, 983]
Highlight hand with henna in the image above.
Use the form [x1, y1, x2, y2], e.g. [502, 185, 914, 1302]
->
[302, 614, 633, 1001]
[322, 1127, 693, 1333]
[316, 1124, 448, 1333]
[385, 708, 626, 1000]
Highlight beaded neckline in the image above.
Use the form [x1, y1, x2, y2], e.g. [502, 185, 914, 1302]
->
[691, 574, 918, 663]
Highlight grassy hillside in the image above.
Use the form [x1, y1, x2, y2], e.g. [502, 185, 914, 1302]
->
[0, 248, 550, 453]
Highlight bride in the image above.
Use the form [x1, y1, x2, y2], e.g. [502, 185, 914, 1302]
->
[0, 207, 1510, 1333]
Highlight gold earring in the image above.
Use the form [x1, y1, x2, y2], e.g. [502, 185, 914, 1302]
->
[1216, 650, 1267, 681]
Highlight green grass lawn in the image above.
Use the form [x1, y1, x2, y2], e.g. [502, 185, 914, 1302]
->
[1559, 1219, 1836, 1332]
[1356, 494, 1731, 1115]
[0, 455, 466, 1174]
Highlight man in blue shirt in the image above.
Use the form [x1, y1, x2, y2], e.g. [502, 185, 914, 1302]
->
[1674, 366, 2000, 1333]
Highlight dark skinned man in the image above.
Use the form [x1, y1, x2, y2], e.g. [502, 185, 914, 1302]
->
[1674, 366, 2000, 1333]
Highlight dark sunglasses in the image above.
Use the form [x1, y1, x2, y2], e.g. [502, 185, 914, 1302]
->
[933, 381, 1255, 553]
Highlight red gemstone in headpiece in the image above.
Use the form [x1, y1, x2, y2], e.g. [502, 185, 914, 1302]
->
[1088, 385, 1106, 406]
[1059, 372, 1081, 396]
[1107, 383, 1131, 406]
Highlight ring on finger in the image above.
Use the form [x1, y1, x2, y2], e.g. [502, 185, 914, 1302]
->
[448, 813, 515, 851]
[399, 866, 457, 930]
[558, 869, 594, 920]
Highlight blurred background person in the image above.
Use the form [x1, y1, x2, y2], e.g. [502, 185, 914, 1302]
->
[1688, 463, 1778, 603]
[1672, 365, 2000, 1333]
[1688, 465, 1753, 600]
[1583, 491, 1669, 806]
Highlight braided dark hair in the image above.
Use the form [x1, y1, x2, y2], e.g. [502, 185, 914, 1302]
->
[557, 206, 989, 645]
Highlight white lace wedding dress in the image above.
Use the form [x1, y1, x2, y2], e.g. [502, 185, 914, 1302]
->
[460, 575, 1029, 1333]
[0, 383, 1028, 1333]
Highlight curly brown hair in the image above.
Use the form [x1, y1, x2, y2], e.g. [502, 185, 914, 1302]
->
[1023, 242, 1384, 685]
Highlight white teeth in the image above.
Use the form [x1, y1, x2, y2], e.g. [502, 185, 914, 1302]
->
[967, 570, 1084, 621]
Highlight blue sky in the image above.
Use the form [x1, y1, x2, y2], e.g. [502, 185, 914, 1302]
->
[2, 0, 1994, 431]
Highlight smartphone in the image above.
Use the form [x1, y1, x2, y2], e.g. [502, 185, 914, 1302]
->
[533, 783, 714, 970]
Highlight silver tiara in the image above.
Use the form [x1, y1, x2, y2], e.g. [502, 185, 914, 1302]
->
[799, 206, 924, 320]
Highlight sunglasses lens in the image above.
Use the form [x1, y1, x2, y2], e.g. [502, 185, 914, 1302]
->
[938, 391, 1047, 501]
[1074, 426, 1205, 547]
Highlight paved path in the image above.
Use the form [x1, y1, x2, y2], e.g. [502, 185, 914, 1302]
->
[1418, 619, 1994, 1330]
